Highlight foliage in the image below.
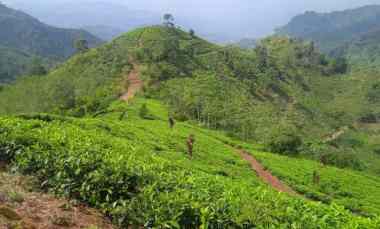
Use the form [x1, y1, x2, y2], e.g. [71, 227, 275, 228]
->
[74, 39, 89, 53]
[267, 128, 303, 156]
[26, 57, 47, 76]
[0, 99, 379, 228]
[1, 25, 378, 173]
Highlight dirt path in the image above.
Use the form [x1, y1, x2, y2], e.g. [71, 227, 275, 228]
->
[323, 126, 349, 143]
[120, 64, 143, 102]
[237, 150, 299, 196]
[0, 172, 114, 229]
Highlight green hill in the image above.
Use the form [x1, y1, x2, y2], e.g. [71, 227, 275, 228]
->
[0, 46, 34, 83]
[0, 26, 373, 170]
[1, 25, 380, 227]
[0, 2, 101, 59]
[276, 5, 380, 53]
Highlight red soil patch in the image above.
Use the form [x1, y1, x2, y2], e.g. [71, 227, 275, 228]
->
[0, 172, 114, 229]
[14, 195, 114, 229]
[238, 150, 298, 196]
[120, 64, 143, 102]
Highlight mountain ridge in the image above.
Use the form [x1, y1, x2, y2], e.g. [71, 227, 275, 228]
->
[276, 4, 380, 53]
[0, 2, 102, 59]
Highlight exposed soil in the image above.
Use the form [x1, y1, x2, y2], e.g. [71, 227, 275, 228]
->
[323, 126, 349, 143]
[120, 64, 143, 102]
[0, 172, 114, 229]
[237, 150, 299, 196]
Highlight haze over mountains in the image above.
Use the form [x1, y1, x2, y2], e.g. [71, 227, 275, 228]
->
[3, 0, 380, 42]
[0, 2, 101, 83]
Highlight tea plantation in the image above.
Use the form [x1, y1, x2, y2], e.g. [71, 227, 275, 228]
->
[0, 98, 379, 228]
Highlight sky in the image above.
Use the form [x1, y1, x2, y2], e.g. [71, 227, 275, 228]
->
[123, 0, 380, 35]
[4, 0, 380, 41]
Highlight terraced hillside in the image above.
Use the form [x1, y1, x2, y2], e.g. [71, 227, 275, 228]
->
[0, 99, 379, 227]
[1, 25, 380, 227]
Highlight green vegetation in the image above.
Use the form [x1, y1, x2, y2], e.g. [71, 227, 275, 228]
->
[1, 23, 380, 227]
[245, 148, 380, 216]
[0, 46, 33, 83]
[0, 98, 379, 227]
[0, 25, 377, 172]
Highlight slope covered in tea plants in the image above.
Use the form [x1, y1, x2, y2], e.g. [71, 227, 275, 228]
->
[0, 98, 380, 228]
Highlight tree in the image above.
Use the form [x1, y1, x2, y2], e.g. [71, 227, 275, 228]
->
[189, 29, 195, 38]
[328, 57, 348, 74]
[27, 57, 47, 76]
[255, 45, 269, 71]
[163, 13, 175, 27]
[74, 39, 89, 53]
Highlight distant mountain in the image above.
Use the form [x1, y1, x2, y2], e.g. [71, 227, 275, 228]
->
[82, 25, 125, 41]
[330, 28, 380, 69]
[235, 38, 257, 49]
[0, 2, 101, 59]
[3, 1, 160, 41]
[277, 5, 380, 53]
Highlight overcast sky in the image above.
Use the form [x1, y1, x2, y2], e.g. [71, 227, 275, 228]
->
[123, 0, 380, 35]
[4, 0, 380, 40]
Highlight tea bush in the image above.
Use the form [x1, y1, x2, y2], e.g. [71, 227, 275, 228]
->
[0, 99, 379, 228]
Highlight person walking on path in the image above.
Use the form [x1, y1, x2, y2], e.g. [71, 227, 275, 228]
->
[187, 134, 195, 159]
[169, 116, 175, 129]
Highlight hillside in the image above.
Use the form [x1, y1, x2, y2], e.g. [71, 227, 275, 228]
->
[0, 26, 345, 134]
[1, 25, 380, 227]
[276, 5, 380, 53]
[0, 2, 101, 59]
[0, 99, 380, 227]
[1, 26, 377, 171]
[0, 46, 34, 83]
[329, 28, 380, 69]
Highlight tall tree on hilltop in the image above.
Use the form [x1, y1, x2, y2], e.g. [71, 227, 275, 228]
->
[189, 29, 195, 38]
[163, 13, 175, 27]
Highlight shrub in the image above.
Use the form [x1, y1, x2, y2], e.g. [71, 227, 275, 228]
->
[138, 103, 152, 120]
[319, 151, 365, 171]
[267, 130, 303, 156]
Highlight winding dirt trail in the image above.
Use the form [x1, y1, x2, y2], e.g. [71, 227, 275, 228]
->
[237, 150, 299, 196]
[120, 64, 143, 102]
